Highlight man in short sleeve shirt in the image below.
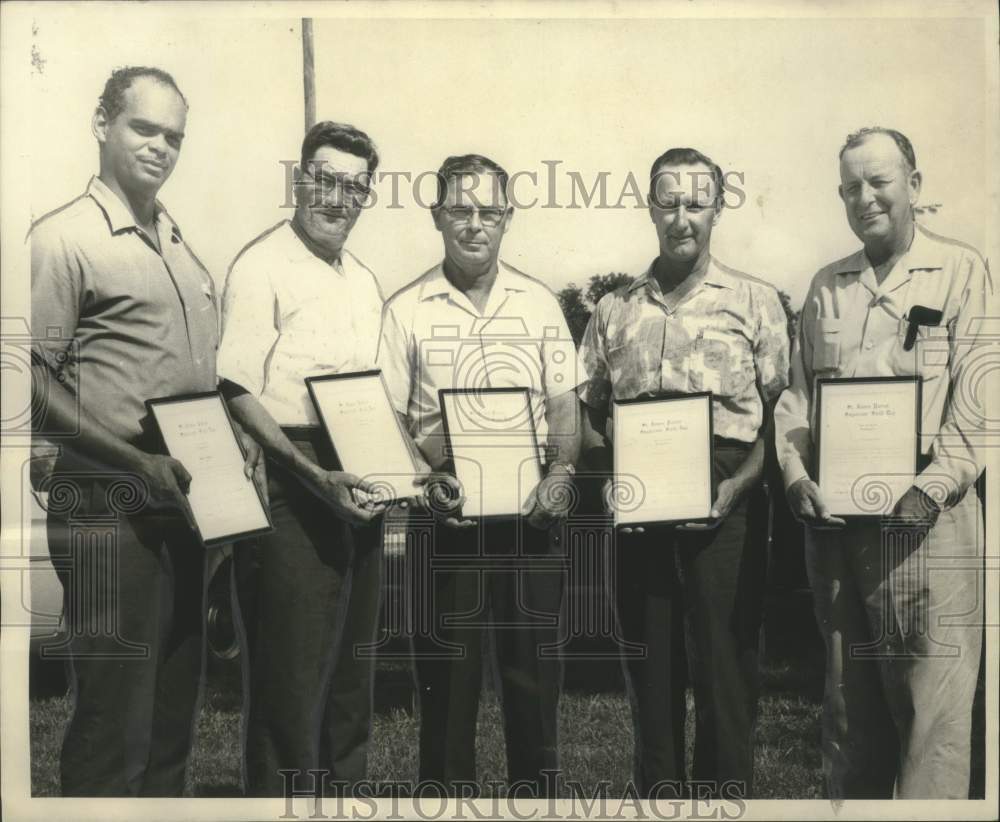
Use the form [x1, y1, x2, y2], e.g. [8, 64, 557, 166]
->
[30, 67, 240, 796]
[216, 121, 386, 796]
[377, 154, 581, 794]
[774, 128, 990, 798]
[577, 147, 790, 798]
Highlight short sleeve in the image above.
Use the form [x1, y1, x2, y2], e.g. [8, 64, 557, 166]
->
[376, 300, 413, 414]
[217, 251, 279, 397]
[774, 277, 822, 490]
[753, 284, 791, 404]
[576, 299, 612, 409]
[30, 221, 82, 371]
[539, 291, 580, 400]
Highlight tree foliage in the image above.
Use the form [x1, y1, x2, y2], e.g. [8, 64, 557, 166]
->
[776, 289, 799, 342]
[556, 283, 591, 346]
[558, 274, 800, 347]
[556, 272, 634, 344]
[585, 272, 634, 307]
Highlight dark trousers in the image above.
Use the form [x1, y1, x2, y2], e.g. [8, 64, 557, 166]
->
[411, 519, 564, 794]
[615, 441, 766, 798]
[49, 478, 205, 797]
[233, 432, 383, 797]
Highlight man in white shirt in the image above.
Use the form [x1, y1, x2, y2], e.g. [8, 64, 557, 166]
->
[378, 154, 581, 795]
[774, 127, 990, 798]
[217, 121, 386, 797]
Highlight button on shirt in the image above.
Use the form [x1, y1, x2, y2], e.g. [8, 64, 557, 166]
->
[577, 258, 790, 443]
[774, 224, 993, 503]
[217, 220, 384, 426]
[377, 261, 579, 470]
[31, 176, 219, 444]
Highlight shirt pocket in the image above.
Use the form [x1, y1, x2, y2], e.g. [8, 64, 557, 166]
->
[606, 342, 658, 397]
[892, 316, 949, 378]
[606, 343, 631, 390]
[811, 317, 843, 373]
[688, 328, 754, 398]
[184, 275, 219, 352]
[479, 339, 544, 392]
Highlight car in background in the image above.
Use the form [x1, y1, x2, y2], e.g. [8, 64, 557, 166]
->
[23, 488, 415, 711]
[23, 485, 241, 696]
[23, 489, 69, 696]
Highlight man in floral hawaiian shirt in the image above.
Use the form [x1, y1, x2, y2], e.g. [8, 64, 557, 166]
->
[577, 146, 790, 798]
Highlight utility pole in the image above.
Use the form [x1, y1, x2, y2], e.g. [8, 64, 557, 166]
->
[302, 18, 316, 131]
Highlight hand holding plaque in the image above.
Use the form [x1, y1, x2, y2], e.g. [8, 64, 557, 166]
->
[815, 377, 922, 518]
[306, 370, 423, 507]
[612, 393, 714, 528]
[415, 471, 476, 529]
[439, 387, 543, 520]
[147, 391, 273, 546]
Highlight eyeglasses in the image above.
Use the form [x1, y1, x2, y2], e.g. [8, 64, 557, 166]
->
[649, 197, 716, 213]
[440, 206, 507, 227]
[299, 171, 372, 206]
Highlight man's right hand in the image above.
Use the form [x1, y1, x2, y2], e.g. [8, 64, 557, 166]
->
[312, 470, 388, 526]
[786, 478, 846, 528]
[415, 472, 476, 529]
[603, 477, 648, 535]
[137, 453, 196, 528]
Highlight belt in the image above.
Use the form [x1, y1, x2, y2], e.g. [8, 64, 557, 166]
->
[280, 425, 323, 443]
[278, 425, 339, 471]
[713, 436, 753, 450]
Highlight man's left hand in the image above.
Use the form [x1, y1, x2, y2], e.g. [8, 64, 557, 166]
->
[676, 477, 740, 531]
[237, 427, 269, 508]
[891, 485, 941, 528]
[523, 467, 575, 530]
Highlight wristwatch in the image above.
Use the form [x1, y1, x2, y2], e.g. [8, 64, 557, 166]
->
[547, 460, 576, 476]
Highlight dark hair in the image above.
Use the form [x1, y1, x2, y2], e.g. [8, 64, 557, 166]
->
[300, 121, 380, 174]
[98, 66, 187, 121]
[649, 147, 724, 208]
[839, 127, 917, 172]
[432, 154, 510, 209]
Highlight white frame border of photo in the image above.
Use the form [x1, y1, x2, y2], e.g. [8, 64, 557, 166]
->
[0, 2, 996, 821]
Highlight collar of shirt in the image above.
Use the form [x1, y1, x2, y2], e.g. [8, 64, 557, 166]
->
[280, 220, 379, 296]
[831, 223, 945, 299]
[627, 256, 735, 311]
[417, 260, 529, 317]
[288, 215, 346, 272]
[86, 175, 182, 246]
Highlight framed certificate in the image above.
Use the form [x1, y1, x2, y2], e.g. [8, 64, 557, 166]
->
[438, 387, 544, 519]
[815, 376, 922, 518]
[306, 370, 423, 503]
[146, 391, 273, 547]
[612, 393, 714, 527]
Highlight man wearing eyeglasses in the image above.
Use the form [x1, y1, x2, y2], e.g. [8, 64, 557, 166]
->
[377, 154, 581, 795]
[216, 121, 386, 796]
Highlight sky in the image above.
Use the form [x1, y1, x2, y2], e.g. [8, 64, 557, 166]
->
[11, 3, 997, 311]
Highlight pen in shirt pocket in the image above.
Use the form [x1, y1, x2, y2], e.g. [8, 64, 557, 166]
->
[903, 305, 943, 351]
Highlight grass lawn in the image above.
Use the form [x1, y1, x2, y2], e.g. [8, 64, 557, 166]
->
[29, 649, 827, 799]
[29, 584, 988, 801]
[27, 490, 990, 800]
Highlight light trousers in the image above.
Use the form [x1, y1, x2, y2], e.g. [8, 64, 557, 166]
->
[806, 489, 984, 799]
